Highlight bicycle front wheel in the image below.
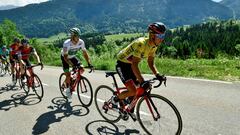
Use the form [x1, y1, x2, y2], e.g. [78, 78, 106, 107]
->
[94, 85, 121, 123]
[32, 75, 44, 99]
[20, 75, 30, 94]
[77, 76, 93, 107]
[136, 94, 182, 135]
[59, 73, 68, 99]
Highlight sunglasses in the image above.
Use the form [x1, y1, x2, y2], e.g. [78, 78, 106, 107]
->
[155, 33, 165, 39]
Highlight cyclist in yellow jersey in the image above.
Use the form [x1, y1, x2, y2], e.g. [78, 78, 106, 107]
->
[111, 22, 166, 115]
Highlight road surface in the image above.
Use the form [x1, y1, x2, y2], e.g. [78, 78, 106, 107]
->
[0, 66, 239, 135]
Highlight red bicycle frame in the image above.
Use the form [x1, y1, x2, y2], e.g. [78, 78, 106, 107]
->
[70, 67, 84, 93]
[107, 72, 161, 120]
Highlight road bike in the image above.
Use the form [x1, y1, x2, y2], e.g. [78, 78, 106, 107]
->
[94, 71, 182, 135]
[59, 66, 93, 107]
[20, 64, 44, 99]
[11, 60, 22, 86]
[0, 59, 11, 76]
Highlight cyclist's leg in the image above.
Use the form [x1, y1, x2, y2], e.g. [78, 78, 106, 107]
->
[10, 58, 16, 82]
[116, 60, 137, 100]
[23, 59, 32, 77]
[61, 55, 71, 87]
[70, 56, 81, 67]
[19, 59, 25, 76]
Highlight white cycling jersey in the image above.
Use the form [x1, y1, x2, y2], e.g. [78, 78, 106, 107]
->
[61, 39, 86, 58]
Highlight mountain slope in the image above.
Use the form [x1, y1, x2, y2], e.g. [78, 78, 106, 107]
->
[221, 0, 240, 18]
[0, 0, 233, 37]
[0, 5, 19, 10]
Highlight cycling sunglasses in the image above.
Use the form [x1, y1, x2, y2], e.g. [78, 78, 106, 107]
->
[155, 33, 165, 40]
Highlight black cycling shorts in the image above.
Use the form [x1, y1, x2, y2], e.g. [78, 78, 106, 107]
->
[22, 59, 31, 67]
[116, 60, 137, 84]
[61, 55, 81, 72]
[10, 54, 19, 64]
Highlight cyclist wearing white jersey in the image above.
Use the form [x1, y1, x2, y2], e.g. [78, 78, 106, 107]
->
[61, 27, 93, 99]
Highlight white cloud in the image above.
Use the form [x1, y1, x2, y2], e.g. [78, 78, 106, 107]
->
[0, 0, 49, 6]
[212, 0, 222, 2]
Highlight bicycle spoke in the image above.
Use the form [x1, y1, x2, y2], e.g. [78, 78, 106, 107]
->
[77, 76, 93, 107]
[33, 75, 44, 99]
[94, 85, 121, 123]
[136, 94, 182, 135]
[59, 73, 68, 98]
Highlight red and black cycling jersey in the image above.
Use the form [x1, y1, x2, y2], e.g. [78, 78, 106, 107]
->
[18, 46, 36, 60]
[9, 43, 20, 56]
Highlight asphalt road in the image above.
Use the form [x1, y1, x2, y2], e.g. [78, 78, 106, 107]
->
[0, 66, 240, 135]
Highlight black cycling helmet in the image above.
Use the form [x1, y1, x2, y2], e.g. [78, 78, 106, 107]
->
[21, 38, 29, 45]
[69, 27, 81, 37]
[148, 22, 166, 34]
[14, 37, 20, 43]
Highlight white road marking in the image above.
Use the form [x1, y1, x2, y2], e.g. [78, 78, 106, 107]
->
[42, 83, 49, 86]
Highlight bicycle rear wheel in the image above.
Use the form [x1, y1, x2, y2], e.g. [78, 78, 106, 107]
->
[94, 85, 121, 123]
[77, 76, 93, 107]
[1, 63, 6, 75]
[136, 94, 182, 135]
[20, 74, 30, 94]
[32, 74, 44, 99]
[59, 73, 68, 98]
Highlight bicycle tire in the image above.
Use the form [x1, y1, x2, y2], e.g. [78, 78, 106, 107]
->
[1, 63, 6, 75]
[136, 94, 182, 135]
[59, 73, 68, 99]
[77, 76, 93, 107]
[32, 74, 44, 99]
[0, 62, 3, 74]
[20, 74, 30, 94]
[94, 85, 121, 123]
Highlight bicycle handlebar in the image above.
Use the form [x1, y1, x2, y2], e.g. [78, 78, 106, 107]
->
[72, 65, 94, 73]
[26, 63, 44, 70]
[148, 75, 167, 88]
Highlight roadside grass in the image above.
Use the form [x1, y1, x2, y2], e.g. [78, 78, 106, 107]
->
[37, 33, 67, 44]
[139, 58, 240, 81]
[41, 53, 240, 81]
[105, 33, 143, 41]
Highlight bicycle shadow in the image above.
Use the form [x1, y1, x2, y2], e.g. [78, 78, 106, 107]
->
[32, 97, 89, 135]
[0, 85, 20, 94]
[11, 92, 42, 105]
[0, 92, 29, 111]
[85, 120, 140, 135]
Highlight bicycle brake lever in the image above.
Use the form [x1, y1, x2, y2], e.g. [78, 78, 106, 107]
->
[164, 80, 167, 87]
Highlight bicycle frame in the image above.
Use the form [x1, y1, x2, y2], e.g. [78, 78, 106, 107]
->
[108, 73, 161, 120]
[69, 67, 84, 93]
[13, 61, 21, 79]
[25, 66, 35, 87]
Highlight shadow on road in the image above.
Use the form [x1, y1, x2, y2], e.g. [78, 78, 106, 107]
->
[0, 91, 41, 111]
[85, 120, 140, 135]
[0, 84, 20, 94]
[32, 97, 89, 135]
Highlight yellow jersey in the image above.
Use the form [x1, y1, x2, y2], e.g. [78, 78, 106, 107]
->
[117, 37, 158, 63]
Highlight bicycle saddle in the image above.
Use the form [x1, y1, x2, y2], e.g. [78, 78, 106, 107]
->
[105, 71, 117, 77]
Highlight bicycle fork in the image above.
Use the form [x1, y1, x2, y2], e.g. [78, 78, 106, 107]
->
[145, 96, 161, 121]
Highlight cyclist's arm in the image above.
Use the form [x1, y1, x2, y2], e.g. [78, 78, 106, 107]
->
[131, 56, 144, 83]
[148, 56, 159, 75]
[82, 49, 91, 65]
[33, 51, 41, 63]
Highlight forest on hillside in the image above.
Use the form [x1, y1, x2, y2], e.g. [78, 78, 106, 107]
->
[1, 19, 240, 61]
[1, 19, 239, 81]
